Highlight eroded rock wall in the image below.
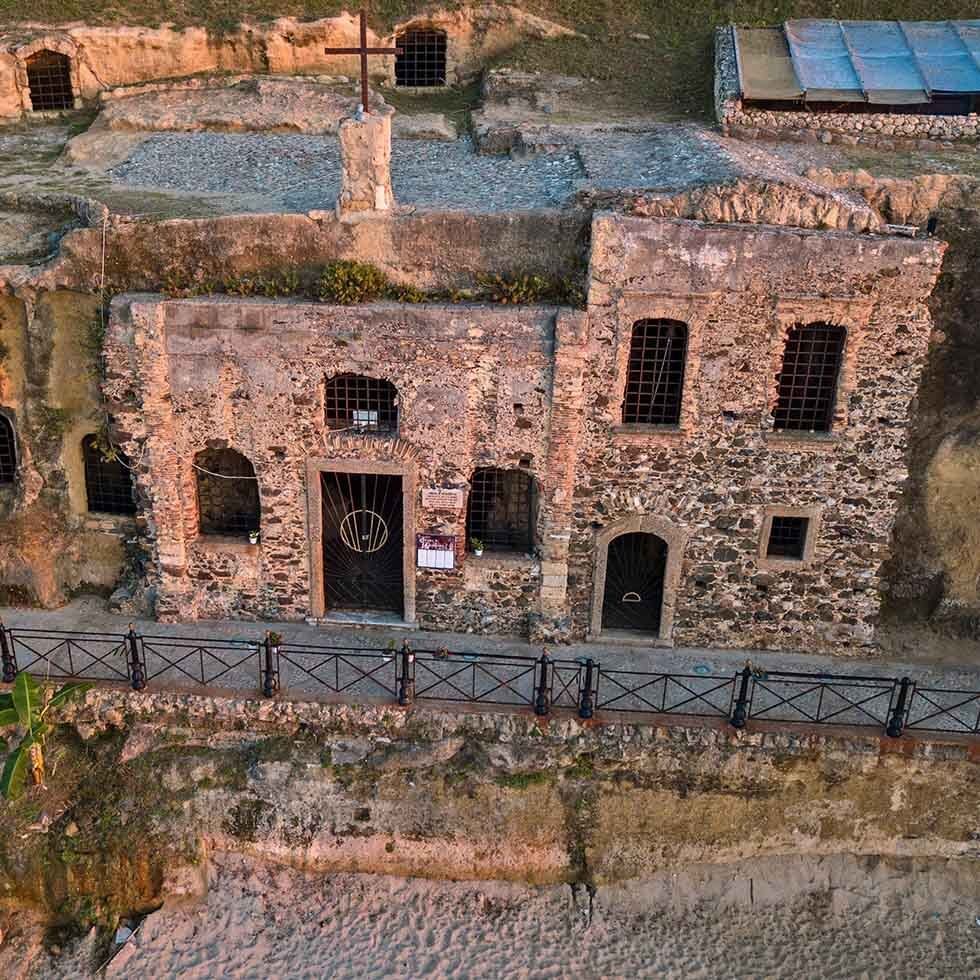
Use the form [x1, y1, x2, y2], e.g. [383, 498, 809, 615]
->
[0, 689, 975, 928]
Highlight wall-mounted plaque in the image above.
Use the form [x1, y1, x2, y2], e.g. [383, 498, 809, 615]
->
[417, 534, 455, 570]
[421, 488, 464, 511]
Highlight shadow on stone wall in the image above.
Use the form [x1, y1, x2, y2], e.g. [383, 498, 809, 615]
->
[882, 205, 980, 659]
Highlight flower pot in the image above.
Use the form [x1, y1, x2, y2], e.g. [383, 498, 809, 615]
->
[473, 549, 483, 557]
[249, 533, 260, 545]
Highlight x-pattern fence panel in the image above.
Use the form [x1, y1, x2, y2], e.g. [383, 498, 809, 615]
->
[413, 652, 539, 708]
[595, 668, 736, 717]
[6, 628, 130, 683]
[745, 671, 897, 728]
[0, 623, 977, 742]
[276, 644, 399, 699]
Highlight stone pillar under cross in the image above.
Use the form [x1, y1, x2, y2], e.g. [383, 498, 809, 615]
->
[337, 106, 396, 217]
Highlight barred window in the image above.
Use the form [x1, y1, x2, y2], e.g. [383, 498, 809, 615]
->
[0, 414, 16, 484]
[395, 29, 447, 87]
[766, 516, 809, 560]
[195, 448, 260, 537]
[26, 50, 73, 112]
[82, 435, 136, 515]
[466, 468, 535, 553]
[772, 323, 846, 433]
[621, 319, 688, 425]
[325, 374, 398, 435]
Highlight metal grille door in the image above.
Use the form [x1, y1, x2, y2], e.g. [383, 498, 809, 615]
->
[322, 472, 404, 615]
[601, 533, 668, 634]
[395, 30, 447, 87]
[26, 51, 74, 111]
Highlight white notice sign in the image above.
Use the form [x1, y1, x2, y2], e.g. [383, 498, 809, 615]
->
[421, 488, 464, 511]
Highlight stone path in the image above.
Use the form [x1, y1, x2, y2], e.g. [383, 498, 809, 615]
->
[109, 134, 585, 212]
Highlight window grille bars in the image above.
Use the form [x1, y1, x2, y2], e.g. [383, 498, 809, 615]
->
[0, 415, 15, 484]
[772, 323, 846, 432]
[82, 435, 136, 515]
[26, 51, 74, 111]
[325, 374, 398, 435]
[621, 319, 688, 425]
[766, 516, 809, 559]
[394, 29, 447, 87]
[466, 468, 534, 553]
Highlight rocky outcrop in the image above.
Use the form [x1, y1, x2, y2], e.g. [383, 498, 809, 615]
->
[0, 689, 975, 933]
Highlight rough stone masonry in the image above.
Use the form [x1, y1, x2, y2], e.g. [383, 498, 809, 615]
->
[101, 211, 943, 654]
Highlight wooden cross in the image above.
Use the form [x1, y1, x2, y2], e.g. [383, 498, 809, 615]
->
[324, 9, 402, 114]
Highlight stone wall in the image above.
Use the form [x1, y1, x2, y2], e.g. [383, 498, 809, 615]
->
[570, 216, 943, 651]
[0, 288, 131, 605]
[715, 27, 980, 151]
[103, 297, 566, 628]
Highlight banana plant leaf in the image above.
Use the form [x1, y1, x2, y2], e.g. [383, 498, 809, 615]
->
[0, 707, 18, 727]
[0, 731, 36, 800]
[46, 682, 93, 712]
[11, 672, 41, 729]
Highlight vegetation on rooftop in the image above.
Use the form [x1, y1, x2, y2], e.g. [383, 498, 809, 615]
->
[2, 3, 979, 119]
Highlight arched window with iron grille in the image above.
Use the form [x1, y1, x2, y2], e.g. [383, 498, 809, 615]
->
[195, 448, 260, 537]
[0, 414, 16, 484]
[25, 50, 74, 111]
[325, 374, 398, 435]
[82, 435, 136, 515]
[465, 468, 535, 554]
[772, 322, 847, 433]
[621, 319, 688, 425]
[395, 28, 447, 87]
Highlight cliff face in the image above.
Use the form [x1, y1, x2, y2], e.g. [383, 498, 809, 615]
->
[1, 690, 976, 933]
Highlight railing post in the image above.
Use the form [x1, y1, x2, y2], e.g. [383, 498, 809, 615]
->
[578, 658, 596, 720]
[127, 624, 146, 691]
[534, 649, 552, 717]
[0, 620, 17, 683]
[397, 640, 415, 707]
[886, 676, 912, 738]
[730, 662, 752, 729]
[261, 632, 279, 698]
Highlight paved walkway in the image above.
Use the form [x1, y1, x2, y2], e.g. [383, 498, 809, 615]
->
[3, 596, 979, 688]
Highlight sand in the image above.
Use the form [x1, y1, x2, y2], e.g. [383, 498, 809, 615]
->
[16, 852, 978, 979]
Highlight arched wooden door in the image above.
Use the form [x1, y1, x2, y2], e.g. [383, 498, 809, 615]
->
[600, 532, 667, 634]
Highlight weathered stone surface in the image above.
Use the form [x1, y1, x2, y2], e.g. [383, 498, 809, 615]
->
[4, 685, 968, 909]
[337, 109, 396, 215]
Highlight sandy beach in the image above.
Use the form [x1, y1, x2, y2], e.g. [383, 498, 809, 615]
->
[10, 852, 977, 979]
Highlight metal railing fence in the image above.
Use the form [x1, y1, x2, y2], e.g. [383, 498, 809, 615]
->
[1, 621, 977, 740]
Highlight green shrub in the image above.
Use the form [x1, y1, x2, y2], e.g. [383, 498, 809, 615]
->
[317, 261, 390, 305]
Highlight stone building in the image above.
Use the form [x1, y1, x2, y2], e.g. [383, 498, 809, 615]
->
[97, 211, 942, 653]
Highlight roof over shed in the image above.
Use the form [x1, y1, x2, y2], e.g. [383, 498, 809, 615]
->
[734, 19, 980, 104]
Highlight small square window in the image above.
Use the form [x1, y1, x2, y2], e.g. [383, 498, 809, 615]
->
[766, 516, 809, 560]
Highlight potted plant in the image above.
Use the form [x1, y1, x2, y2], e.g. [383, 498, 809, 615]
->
[470, 537, 484, 557]
[249, 529, 260, 545]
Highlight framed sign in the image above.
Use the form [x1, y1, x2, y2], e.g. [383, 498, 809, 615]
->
[417, 534, 455, 570]
[421, 488, 465, 511]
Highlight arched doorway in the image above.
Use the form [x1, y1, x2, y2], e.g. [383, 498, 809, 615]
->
[25, 50, 74, 111]
[601, 532, 668, 634]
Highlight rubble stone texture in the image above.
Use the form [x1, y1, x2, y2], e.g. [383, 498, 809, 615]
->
[337, 110, 396, 214]
[101, 213, 943, 652]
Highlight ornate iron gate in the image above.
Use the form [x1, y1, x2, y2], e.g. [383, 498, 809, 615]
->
[601, 532, 668, 634]
[321, 472, 404, 615]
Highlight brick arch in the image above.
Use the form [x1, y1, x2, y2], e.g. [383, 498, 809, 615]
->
[589, 514, 690, 643]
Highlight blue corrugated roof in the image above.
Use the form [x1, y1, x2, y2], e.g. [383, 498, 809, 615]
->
[739, 19, 980, 103]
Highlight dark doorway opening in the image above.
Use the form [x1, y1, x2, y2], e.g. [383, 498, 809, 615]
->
[601, 532, 667, 635]
[26, 51, 73, 111]
[321, 471, 404, 615]
[395, 29, 447, 87]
